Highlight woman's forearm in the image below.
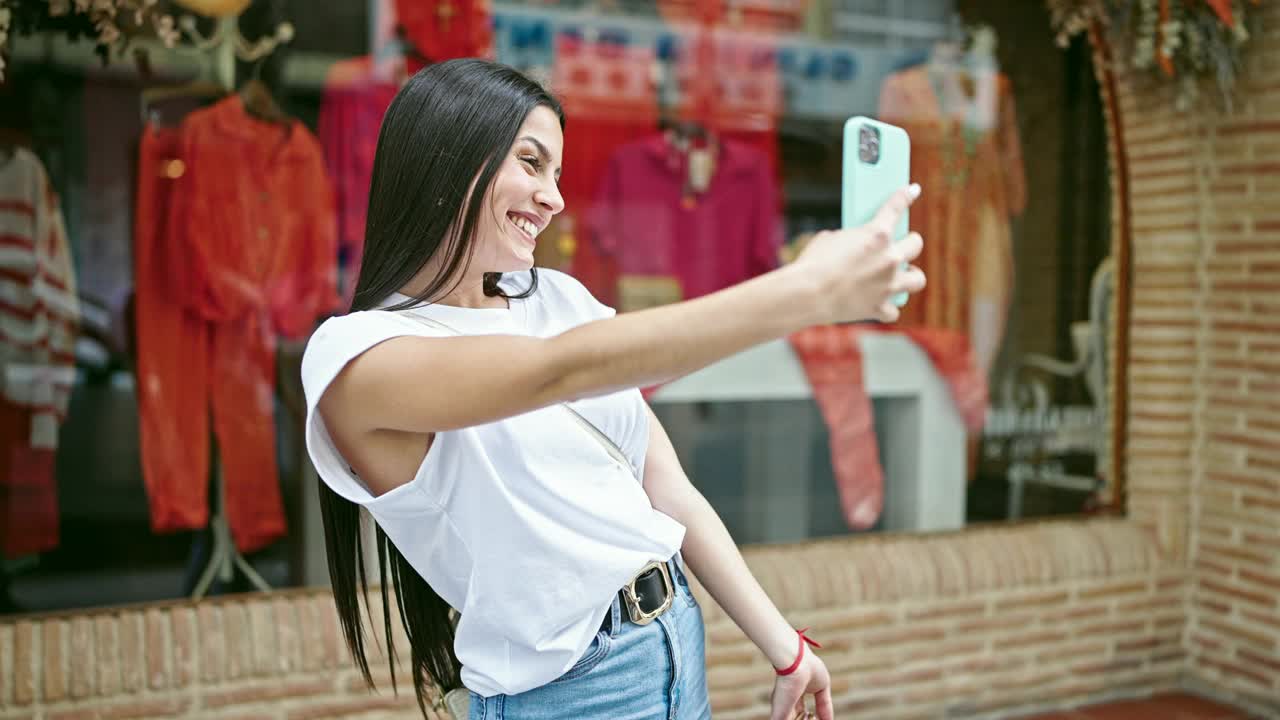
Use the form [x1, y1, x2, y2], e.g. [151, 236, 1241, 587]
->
[333, 198, 921, 437]
[543, 264, 822, 402]
[675, 490, 803, 669]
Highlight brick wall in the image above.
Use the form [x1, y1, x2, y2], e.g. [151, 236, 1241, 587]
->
[3, 5, 1279, 720]
[1108, 2, 1280, 716]
[0, 521, 1183, 720]
[1175, 1, 1280, 713]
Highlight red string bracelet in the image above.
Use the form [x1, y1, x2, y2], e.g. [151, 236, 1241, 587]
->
[775, 627, 823, 676]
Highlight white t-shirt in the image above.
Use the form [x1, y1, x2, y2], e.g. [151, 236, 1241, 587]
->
[301, 269, 687, 697]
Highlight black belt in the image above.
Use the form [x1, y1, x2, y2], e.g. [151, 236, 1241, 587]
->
[616, 558, 678, 627]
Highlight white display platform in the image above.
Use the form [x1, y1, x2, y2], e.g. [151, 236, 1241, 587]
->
[649, 333, 967, 533]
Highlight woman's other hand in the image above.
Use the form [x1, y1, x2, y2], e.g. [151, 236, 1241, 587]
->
[770, 648, 835, 720]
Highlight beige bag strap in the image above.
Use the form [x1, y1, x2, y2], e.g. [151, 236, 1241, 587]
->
[401, 311, 638, 479]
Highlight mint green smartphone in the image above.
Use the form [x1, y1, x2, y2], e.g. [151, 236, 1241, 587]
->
[842, 116, 911, 307]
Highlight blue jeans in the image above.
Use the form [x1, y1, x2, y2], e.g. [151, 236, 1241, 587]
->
[469, 554, 712, 720]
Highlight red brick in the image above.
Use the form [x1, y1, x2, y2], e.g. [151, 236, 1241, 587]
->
[13, 621, 34, 705]
[145, 609, 168, 691]
[274, 596, 302, 673]
[1076, 620, 1147, 640]
[99, 697, 191, 719]
[1206, 471, 1279, 493]
[1217, 120, 1280, 136]
[223, 603, 252, 680]
[1197, 594, 1233, 617]
[1236, 648, 1280, 674]
[1199, 541, 1273, 568]
[1200, 655, 1275, 689]
[68, 617, 94, 700]
[995, 591, 1071, 613]
[994, 631, 1070, 651]
[95, 615, 120, 697]
[118, 614, 144, 693]
[198, 604, 225, 683]
[1240, 608, 1280, 635]
[822, 609, 895, 632]
[905, 602, 986, 622]
[43, 620, 66, 703]
[1238, 568, 1280, 594]
[1200, 578, 1276, 609]
[1200, 617, 1278, 652]
[170, 607, 196, 688]
[202, 678, 336, 709]
[1076, 581, 1150, 602]
[284, 695, 417, 720]
[315, 596, 343, 670]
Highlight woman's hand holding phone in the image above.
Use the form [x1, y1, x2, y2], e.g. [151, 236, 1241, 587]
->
[789, 184, 926, 324]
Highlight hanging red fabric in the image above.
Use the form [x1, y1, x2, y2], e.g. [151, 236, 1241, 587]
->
[788, 324, 987, 530]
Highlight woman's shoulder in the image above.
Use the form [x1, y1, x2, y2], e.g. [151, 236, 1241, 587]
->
[300, 310, 438, 389]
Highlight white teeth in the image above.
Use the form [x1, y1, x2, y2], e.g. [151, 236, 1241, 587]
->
[510, 214, 539, 239]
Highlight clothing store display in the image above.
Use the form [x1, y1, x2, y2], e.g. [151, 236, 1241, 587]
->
[136, 96, 337, 553]
[552, 36, 660, 307]
[0, 147, 79, 557]
[317, 56, 399, 305]
[587, 134, 780, 303]
[673, 30, 784, 188]
[788, 324, 987, 530]
[302, 269, 685, 697]
[877, 65, 1026, 374]
[133, 124, 212, 539]
[0, 399, 58, 558]
[393, 0, 494, 63]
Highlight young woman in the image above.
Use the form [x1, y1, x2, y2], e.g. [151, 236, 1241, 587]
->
[302, 58, 925, 720]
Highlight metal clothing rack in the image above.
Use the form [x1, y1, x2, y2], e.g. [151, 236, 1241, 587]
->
[191, 440, 272, 599]
[168, 7, 293, 600]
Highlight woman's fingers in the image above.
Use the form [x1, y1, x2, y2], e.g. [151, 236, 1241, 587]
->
[894, 232, 924, 264]
[870, 184, 921, 240]
[891, 265, 927, 295]
[815, 686, 835, 720]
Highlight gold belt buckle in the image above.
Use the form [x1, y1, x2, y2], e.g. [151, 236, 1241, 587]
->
[622, 561, 674, 626]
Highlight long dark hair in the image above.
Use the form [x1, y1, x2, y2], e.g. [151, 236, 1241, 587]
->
[320, 59, 565, 714]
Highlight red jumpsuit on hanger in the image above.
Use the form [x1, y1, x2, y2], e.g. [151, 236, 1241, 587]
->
[137, 97, 337, 553]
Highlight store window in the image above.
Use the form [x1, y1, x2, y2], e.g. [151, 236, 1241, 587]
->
[0, 0, 1112, 613]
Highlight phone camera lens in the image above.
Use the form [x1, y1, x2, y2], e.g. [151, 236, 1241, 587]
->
[858, 125, 881, 164]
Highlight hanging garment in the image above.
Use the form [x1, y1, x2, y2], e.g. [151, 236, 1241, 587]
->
[133, 125, 213, 537]
[552, 36, 660, 307]
[0, 147, 80, 557]
[672, 28, 784, 191]
[877, 66, 1026, 375]
[136, 96, 338, 553]
[393, 0, 494, 63]
[587, 133, 781, 303]
[788, 324, 987, 530]
[317, 56, 399, 307]
[0, 399, 59, 559]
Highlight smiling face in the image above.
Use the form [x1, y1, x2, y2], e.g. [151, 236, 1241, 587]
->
[470, 105, 565, 274]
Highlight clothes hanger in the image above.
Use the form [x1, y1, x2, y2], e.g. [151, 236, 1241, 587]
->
[137, 46, 230, 124]
[238, 58, 290, 124]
